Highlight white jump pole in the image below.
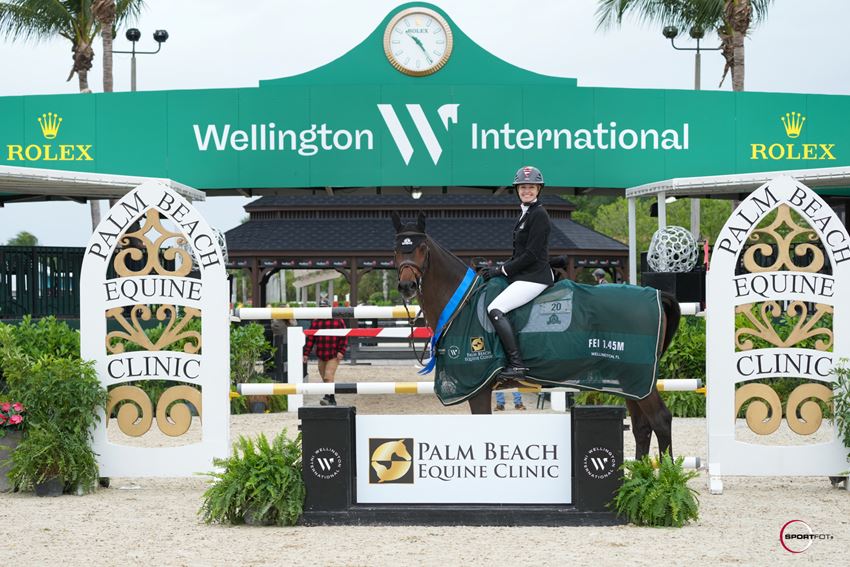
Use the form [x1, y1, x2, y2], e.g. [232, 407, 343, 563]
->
[286, 326, 305, 412]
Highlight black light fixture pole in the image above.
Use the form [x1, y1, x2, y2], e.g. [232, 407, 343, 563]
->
[662, 26, 721, 91]
[112, 28, 169, 92]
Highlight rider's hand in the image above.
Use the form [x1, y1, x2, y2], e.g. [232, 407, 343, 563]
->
[482, 266, 504, 280]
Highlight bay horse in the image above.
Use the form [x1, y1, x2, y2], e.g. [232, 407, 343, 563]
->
[392, 211, 681, 459]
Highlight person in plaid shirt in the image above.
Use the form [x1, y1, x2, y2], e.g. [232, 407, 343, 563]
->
[302, 299, 347, 406]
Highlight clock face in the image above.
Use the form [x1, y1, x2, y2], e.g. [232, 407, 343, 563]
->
[383, 7, 453, 76]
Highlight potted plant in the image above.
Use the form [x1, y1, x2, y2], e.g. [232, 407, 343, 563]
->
[199, 430, 305, 526]
[612, 451, 700, 527]
[831, 359, 850, 485]
[5, 355, 107, 496]
[0, 401, 26, 492]
[7, 424, 99, 496]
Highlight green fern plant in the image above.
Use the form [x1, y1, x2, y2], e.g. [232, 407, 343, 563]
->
[613, 451, 700, 527]
[831, 360, 850, 461]
[199, 431, 305, 526]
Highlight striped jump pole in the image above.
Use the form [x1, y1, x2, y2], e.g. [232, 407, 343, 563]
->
[626, 456, 702, 470]
[236, 305, 420, 321]
[236, 379, 704, 398]
[237, 303, 702, 320]
[678, 302, 703, 316]
[280, 326, 704, 412]
[304, 327, 432, 339]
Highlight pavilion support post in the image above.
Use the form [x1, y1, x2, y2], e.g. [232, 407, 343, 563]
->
[690, 198, 701, 240]
[249, 258, 262, 307]
[657, 192, 667, 230]
[567, 256, 577, 281]
[349, 258, 360, 306]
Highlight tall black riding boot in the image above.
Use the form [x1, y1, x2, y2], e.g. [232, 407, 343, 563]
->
[488, 309, 528, 379]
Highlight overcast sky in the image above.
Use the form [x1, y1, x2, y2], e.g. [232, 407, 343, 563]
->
[1, 0, 848, 246]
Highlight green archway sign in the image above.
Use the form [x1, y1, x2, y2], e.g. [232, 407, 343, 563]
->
[1, 2, 848, 194]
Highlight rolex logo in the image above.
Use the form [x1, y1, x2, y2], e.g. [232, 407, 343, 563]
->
[750, 112, 834, 161]
[38, 112, 63, 140]
[780, 112, 805, 139]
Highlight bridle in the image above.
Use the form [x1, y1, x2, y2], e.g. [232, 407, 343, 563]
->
[395, 231, 431, 365]
[394, 231, 430, 300]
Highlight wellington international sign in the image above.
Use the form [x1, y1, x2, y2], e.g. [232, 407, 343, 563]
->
[1, 2, 849, 196]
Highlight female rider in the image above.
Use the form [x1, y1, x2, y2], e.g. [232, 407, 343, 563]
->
[484, 166, 554, 379]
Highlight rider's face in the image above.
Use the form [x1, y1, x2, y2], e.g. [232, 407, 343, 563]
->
[517, 184, 541, 204]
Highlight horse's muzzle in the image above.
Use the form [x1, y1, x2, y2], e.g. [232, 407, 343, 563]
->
[397, 279, 418, 300]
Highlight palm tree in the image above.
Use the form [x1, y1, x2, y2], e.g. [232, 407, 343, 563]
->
[596, 0, 773, 91]
[92, 0, 115, 92]
[0, 0, 145, 229]
[6, 230, 39, 246]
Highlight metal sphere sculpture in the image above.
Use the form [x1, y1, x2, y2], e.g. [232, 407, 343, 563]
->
[647, 226, 698, 273]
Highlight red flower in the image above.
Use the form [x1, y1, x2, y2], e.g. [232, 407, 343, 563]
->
[8, 415, 22, 425]
[11, 402, 23, 412]
[0, 415, 6, 425]
[0, 402, 10, 413]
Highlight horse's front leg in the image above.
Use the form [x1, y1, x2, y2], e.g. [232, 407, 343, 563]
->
[467, 385, 493, 414]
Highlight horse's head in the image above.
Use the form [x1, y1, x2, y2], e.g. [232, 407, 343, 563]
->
[391, 211, 429, 301]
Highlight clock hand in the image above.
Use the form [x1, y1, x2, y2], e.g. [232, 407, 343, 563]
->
[409, 35, 433, 64]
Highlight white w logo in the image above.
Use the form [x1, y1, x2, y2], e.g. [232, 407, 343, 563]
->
[377, 103, 459, 165]
[317, 457, 335, 471]
[590, 457, 609, 471]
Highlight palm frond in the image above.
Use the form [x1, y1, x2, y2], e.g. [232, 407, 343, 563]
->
[0, 0, 73, 42]
[114, 0, 144, 26]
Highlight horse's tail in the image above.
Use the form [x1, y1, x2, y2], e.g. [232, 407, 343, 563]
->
[659, 291, 681, 354]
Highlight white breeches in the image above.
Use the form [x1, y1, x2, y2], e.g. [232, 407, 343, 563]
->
[487, 280, 549, 314]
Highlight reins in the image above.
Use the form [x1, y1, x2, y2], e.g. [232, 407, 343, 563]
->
[395, 234, 482, 368]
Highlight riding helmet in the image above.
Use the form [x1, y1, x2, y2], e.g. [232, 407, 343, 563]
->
[513, 165, 544, 187]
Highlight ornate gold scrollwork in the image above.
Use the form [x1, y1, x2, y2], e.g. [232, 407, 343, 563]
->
[156, 385, 203, 437]
[735, 383, 782, 435]
[735, 301, 833, 351]
[785, 383, 833, 435]
[114, 209, 193, 277]
[743, 204, 825, 273]
[106, 305, 202, 354]
[106, 386, 154, 437]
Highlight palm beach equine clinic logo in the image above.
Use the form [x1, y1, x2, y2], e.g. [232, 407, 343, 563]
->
[470, 337, 485, 352]
[369, 438, 414, 484]
[309, 447, 342, 480]
[779, 519, 834, 553]
[582, 446, 616, 480]
[750, 111, 836, 161]
[5, 113, 94, 162]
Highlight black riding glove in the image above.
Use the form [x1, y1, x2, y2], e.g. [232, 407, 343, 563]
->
[482, 266, 504, 280]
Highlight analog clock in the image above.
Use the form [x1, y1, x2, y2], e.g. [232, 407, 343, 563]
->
[383, 7, 453, 76]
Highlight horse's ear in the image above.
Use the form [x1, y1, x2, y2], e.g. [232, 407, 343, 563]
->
[391, 211, 402, 232]
[416, 211, 426, 232]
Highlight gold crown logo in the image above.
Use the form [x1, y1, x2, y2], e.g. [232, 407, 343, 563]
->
[37, 112, 63, 140]
[780, 111, 805, 139]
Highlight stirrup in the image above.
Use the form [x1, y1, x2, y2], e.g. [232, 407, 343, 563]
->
[497, 365, 528, 380]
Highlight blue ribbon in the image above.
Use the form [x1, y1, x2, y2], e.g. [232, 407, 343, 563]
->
[418, 268, 477, 374]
